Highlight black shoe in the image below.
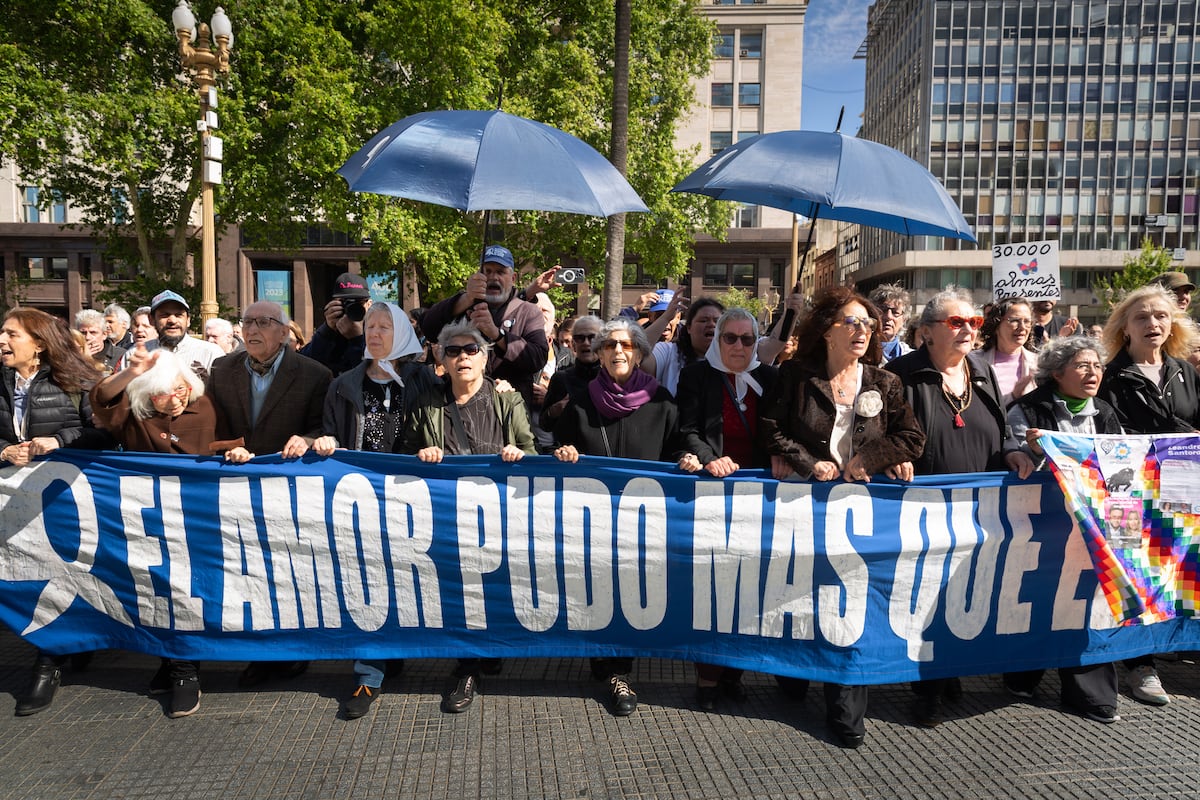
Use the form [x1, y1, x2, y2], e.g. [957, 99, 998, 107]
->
[238, 662, 274, 688]
[15, 663, 61, 717]
[168, 677, 201, 719]
[718, 676, 747, 701]
[610, 676, 638, 716]
[1003, 676, 1035, 700]
[943, 677, 963, 703]
[775, 675, 809, 701]
[914, 695, 941, 728]
[149, 661, 172, 695]
[275, 661, 309, 681]
[696, 685, 719, 712]
[441, 674, 478, 713]
[835, 731, 865, 749]
[344, 685, 378, 720]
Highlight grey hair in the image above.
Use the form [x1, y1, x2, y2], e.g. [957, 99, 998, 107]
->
[437, 320, 491, 356]
[1035, 335, 1107, 385]
[570, 315, 603, 334]
[125, 350, 205, 420]
[134, 306, 151, 319]
[869, 283, 911, 314]
[103, 304, 130, 326]
[917, 285, 977, 327]
[596, 317, 652, 360]
[74, 309, 104, 330]
[204, 317, 233, 336]
[717, 307, 759, 338]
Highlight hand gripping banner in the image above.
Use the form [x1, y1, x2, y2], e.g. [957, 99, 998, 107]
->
[1, 449, 1196, 685]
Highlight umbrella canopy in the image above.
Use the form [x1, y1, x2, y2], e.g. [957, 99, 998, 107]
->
[338, 110, 649, 217]
[671, 130, 975, 242]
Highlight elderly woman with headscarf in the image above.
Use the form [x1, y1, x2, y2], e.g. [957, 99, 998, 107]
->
[312, 302, 441, 720]
[90, 345, 247, 719]
[676, 308, 778, 712]
[758, 286, 925, 748]
[553, 317, 682, 717]
[1001, 335, 1123, 723]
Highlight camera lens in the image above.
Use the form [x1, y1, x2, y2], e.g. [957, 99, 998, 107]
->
[342, 298, 366, 322]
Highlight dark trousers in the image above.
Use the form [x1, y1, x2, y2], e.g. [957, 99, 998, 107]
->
[779, 678, 868, 738]
[695, 663, 743, 684]
[1004, 662, 1118, 710]
[591, 657, 633, 677]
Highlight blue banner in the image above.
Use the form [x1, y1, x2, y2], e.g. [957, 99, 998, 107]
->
[1, 450, 1197, 685]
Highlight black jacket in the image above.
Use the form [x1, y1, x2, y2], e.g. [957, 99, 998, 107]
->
[1097, 349, 1200, 434]
[543, 359, 602, 434]
[886, 346, 1019, 473]
[0, 367, 111, 456]
[677, 360, 779, 468]
[554, 384, 681, 462]
[322, 359, 442, 451]
[1010, 383, 1122, 436]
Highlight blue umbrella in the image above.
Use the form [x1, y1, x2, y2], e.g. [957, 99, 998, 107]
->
[671, 130, 974, 241]
[338, 110, 649, 217]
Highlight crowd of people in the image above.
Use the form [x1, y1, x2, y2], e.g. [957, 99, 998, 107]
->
[1, 248, 1196, 748]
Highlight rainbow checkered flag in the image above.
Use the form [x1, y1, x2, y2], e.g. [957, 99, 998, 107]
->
[1039, 432, 1200, 625]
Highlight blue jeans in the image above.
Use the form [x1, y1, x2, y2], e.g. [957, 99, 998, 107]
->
[353, 660, 385, 689]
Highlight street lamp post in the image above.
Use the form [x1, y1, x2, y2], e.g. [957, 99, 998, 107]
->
[171, 1, 233, 325]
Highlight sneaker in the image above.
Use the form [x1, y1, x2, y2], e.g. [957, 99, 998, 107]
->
[1003, 677, 1035, 700]
[149, 661, 172, 695]
[168, 677, 201, 718]
[1128, 665, 1170, 705]
[344, 685, 377, 720]
[441, 674, 478, 714]
[1082, 704, 1120, 724]
[609, 676, 638, 716]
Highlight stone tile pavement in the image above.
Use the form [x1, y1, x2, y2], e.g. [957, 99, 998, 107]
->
[0, 630, 1196, 800]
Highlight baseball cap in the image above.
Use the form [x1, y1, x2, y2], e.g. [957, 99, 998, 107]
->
[1152, 271, 1196, 292]
[648, 289, 674, 313]
[481, 244, 515, 270]
[150, 289, 189, 313]
[332, 272, 370, 299]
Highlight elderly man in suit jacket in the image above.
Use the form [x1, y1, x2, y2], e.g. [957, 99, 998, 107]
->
[207, 299, 332, 686]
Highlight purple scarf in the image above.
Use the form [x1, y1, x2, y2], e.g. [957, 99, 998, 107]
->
[588, 368, 659, 420]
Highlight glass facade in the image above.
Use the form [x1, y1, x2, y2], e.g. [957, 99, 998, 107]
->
[859, 0, 1200, 278]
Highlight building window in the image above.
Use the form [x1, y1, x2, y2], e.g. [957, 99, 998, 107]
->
[710, 131, 732, 154]
[740, 32, 763, 59]
[49, 191, 67, 224]
[738, 82, 761, 106]
[731, 262, 756, 286]
[711, 83, 733, 107]
[734, 205, 758, 228]
[713, 33, 733, 59]
[22, 187, 39, 223]
[737, 129, 759, 142]
[704, 263, 729, 287]
[21, 255, 69, 281]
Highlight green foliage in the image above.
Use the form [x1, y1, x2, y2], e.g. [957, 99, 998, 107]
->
[0, 0, 721, 306]
[1092, 238, 1176, 310]
[712, 287, 767, 320]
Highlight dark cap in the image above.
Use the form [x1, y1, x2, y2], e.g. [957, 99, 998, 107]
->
[481, 244, 515, 270]
[1152, 271, 1195, 292]
[332, 272, 370, 299]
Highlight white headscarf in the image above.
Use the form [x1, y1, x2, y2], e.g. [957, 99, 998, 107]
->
[364, 302, 424, 386]
[704, 322, 764, 404]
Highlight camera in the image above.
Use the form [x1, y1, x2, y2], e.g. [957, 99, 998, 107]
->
[341, 297, 367, 322]
[554, 267, 586, 285]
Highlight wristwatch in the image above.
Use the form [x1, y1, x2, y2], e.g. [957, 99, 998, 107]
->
[491, 331, 505, 345]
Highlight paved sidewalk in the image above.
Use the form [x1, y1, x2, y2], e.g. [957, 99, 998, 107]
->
[0, 630, 1196, 800]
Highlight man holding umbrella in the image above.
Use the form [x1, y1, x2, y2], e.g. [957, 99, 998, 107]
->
[420, 245, 549, 410]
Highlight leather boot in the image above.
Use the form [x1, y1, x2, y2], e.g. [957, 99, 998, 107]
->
[15, 663, 61, 717]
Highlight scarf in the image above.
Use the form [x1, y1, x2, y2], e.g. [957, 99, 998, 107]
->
[703, 333, 764, 404]
[588, 367, 659, 420]
[364, 302, 425, 386]
[247, 346, 284, 376]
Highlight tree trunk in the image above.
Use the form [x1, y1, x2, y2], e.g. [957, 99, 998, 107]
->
[602, 0, 631, 320]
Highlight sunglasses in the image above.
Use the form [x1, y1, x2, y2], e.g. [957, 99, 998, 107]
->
[836, 315, 878, 331]
[720, 332, 756, 347]
[572, 333, 596, 342]
[936, 315, 985, 330]
[443, 343, 483, 358]
[601, 339, 635, 351]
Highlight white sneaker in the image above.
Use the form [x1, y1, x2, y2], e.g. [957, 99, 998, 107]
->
[1128, 665, 1170, 706]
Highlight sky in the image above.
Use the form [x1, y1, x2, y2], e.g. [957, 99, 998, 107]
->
[800, 0, 871, 135]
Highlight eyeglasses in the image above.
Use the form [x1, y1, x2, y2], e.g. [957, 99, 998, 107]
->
[601, 339, 635, 352]
[935, 315, 985, 330]
[836, 315, 878, 331]
[880, 306, 906, 318]
[1069, 361, 1104, 374]
[572, 333, 596, 343]
[240, 316, 281, 329]
[1003, 317, 1033, 328]
[151, 385, 189, 402]
[720, 332, 757, 347]
[443, 343, 483, 358]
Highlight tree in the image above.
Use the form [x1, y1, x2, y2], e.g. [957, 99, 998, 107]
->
[1091, 238, 1175, 310]
[0, 0, 725, 310]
